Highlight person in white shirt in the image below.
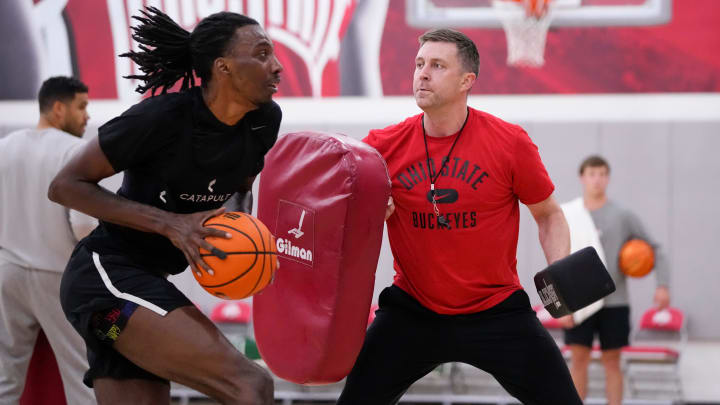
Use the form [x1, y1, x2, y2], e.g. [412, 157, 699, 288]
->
[559, 155, 671, 405]
[0, 76, 97, 404]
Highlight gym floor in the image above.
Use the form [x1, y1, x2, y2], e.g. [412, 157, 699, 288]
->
[169, 341, 720, 404]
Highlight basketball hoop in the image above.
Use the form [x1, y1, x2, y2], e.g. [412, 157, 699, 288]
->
[492, 0, 554, 67]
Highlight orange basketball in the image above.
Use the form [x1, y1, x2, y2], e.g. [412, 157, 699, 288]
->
[195, 212, 277, 300]
[619, 239, 654, 278]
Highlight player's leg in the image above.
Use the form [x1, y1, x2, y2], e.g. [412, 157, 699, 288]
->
[601, 349, 623, 405]
[94, 378, 169, 405]
[598, 306, 631, 405]
[462, 290, 583, 405]
[100, 304, 273, 405]
[0, 259, 40, 403]
[563, 310, 599, 400]
[60, 246, 272, 405]
[29, 268, 96, 404]
[337, 286, 449, 405]
[567, 344, 592, 399]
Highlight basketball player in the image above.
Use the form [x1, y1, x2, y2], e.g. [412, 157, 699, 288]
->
[0, 76, 95, 404]
[560, 155, 670, 405]
[48, 8, 282, 404]
[338, 29, 582, 404]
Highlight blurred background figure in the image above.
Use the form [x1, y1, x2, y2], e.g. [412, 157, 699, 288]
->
[0, 76, 96, 404]
[0, 0, 42, 99]
[560, 155, 671, 405]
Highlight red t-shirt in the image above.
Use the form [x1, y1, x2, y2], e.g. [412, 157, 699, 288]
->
[364, 108, 554, 314]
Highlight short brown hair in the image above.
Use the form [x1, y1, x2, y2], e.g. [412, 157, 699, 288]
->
[579, 155, 610, 175]
[419, 28, 479, 76]
[38, 76, 88, 113]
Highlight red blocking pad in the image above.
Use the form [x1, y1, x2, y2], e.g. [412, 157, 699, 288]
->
[255, 132, 391, 384]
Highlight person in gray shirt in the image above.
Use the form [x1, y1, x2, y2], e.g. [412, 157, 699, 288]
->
[0, 76, 96, 404]
[560, 155, 670, 405]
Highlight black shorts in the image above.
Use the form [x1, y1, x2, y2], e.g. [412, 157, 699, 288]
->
[337, 286, 582, 405]
[60, 242, 193, 387]
[563, 306, 631, 350]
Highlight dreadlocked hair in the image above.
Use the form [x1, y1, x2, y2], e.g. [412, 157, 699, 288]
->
[121, 7, 259, 96]
[121, 7, 193, 95]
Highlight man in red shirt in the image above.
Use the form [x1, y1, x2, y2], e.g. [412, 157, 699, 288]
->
[337, 29, 582, 404]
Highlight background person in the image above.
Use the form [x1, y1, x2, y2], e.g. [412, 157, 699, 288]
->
[560, 155, 671, 405]
[0, 76, 96, 405]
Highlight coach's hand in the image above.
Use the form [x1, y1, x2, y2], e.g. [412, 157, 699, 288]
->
[162, 207, 231, 277]
[558, 315, 575, 329]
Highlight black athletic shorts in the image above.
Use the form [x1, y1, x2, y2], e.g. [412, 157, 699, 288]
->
[60, 242, 193, 387]
[563, 306, 631, 350]
[337, 286, 582, 405]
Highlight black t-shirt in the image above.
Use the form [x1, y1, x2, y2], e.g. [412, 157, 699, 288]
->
[83, 88, 281, 275]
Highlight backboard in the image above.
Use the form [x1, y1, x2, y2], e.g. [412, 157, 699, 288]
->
[406, 0, 672, 28]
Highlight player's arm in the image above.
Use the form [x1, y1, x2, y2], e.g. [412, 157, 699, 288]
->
[627, 211, 671, 308]
[48, 137, 229, 274]
[527, 194, 570, 265]
[224, 176, 256, 214]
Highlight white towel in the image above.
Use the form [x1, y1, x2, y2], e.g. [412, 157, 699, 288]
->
[561, 197, 607, 325]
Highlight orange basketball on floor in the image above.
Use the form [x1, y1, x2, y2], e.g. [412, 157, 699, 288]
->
[195, 212, 277, 300]
[619, 239, 654, 278]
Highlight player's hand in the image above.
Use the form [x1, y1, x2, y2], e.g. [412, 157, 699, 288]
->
[385, 196, 395, 221]
[558, 314, 575, 329]
[654, 286, 670, 310]
[162, 207, 231, 277]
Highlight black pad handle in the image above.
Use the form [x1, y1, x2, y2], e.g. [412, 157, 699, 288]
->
[534, 246, 616, 318]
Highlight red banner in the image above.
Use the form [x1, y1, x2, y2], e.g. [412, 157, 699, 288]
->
[1, 0, 718, 99]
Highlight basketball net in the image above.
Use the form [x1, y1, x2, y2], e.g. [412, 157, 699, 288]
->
[493, 0, 553, 67]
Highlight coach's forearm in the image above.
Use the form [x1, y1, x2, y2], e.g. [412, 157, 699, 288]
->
[536, 209, 570, 264]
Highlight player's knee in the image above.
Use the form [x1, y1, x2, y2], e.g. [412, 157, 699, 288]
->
[239, 370, 273, 405]
[601, 357, 622, 371]
[571, 351, 592, 366]
[601, 349, 621, 362]
[217, 358, 274, 405]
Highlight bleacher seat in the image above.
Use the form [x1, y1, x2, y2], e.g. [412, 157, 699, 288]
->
[625, 307, 685, 399]
[208, 301, 260, 359]
[210, 300, 252, 324]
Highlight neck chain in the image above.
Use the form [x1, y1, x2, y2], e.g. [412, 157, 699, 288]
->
[422, 107, 469, 229]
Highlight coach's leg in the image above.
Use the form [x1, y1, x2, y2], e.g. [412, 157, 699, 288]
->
[106, 305, 272, 405]
[0, 260, 39, 404]
[337, 289, 448, 405]
[568, 344, 592, 400]
[462, 292, 582, 405]
[486, 320, 582, 405]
